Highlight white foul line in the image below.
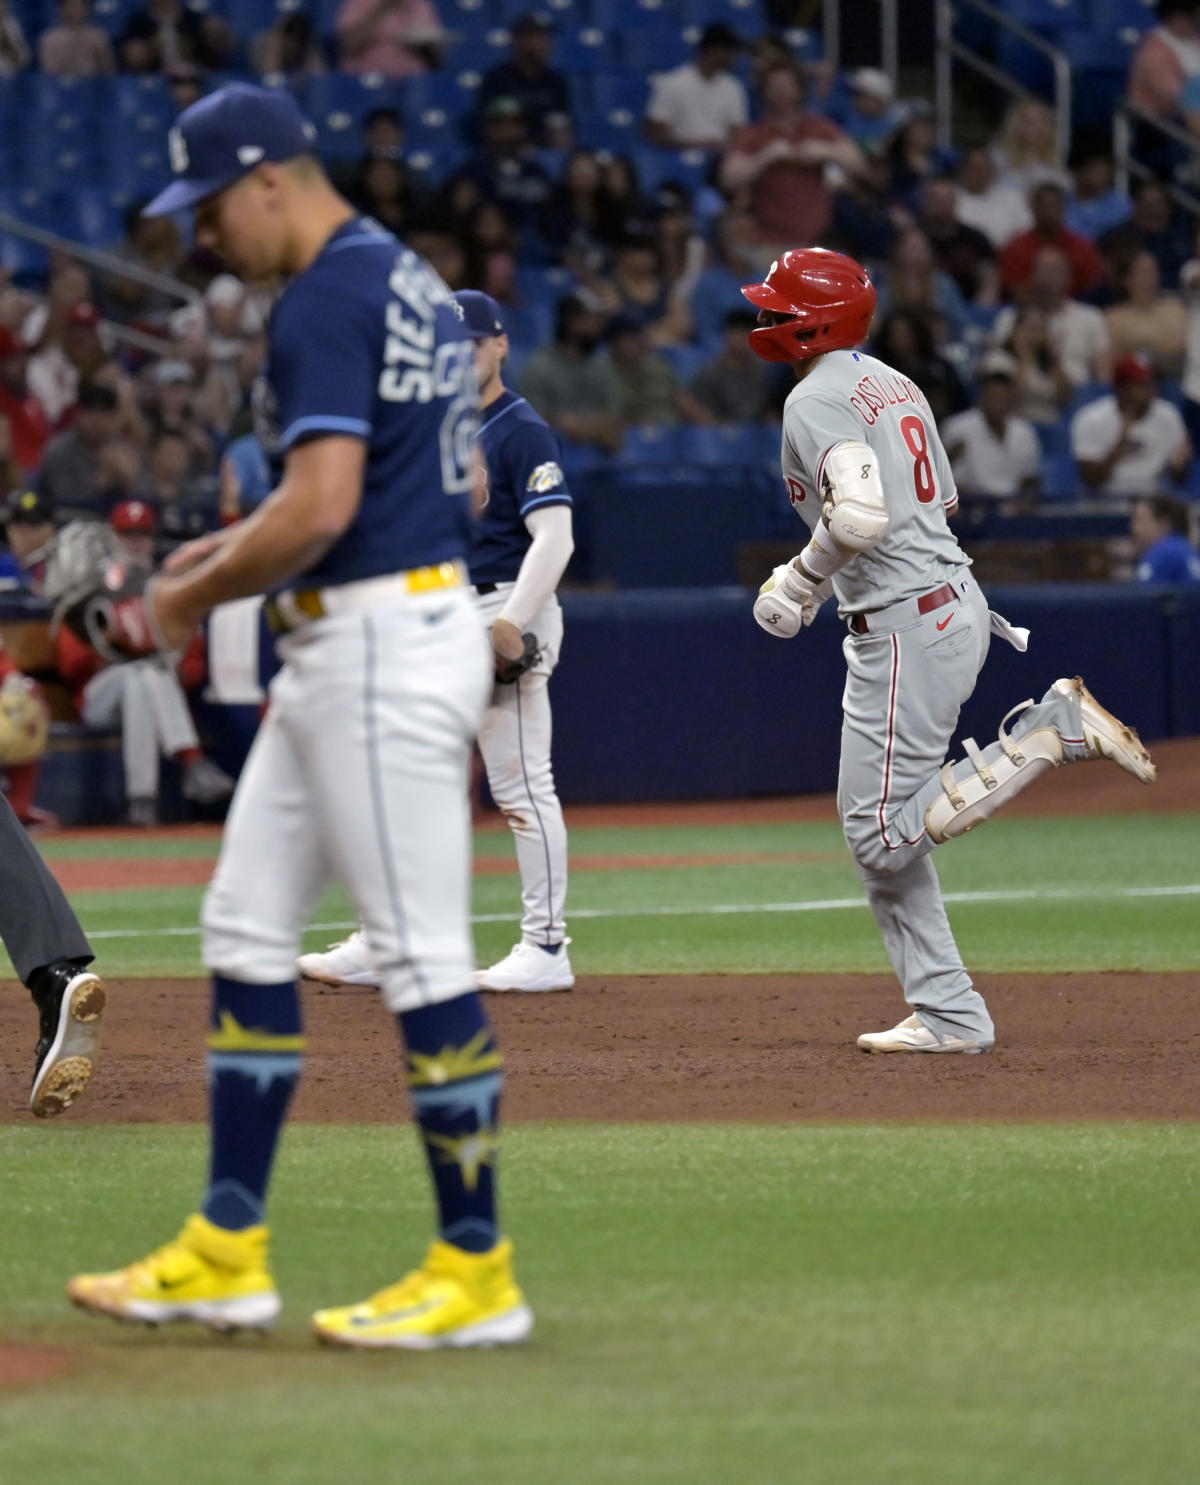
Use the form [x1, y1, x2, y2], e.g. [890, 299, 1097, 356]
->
[76, 883, 1200, 941]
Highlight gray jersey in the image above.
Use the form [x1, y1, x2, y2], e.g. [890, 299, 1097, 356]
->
[780, 349, 969, 614]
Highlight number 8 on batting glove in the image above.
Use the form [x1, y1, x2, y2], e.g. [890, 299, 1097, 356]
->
[753, 562, 826, 638]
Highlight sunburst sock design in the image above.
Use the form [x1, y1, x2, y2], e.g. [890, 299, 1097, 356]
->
[204, 977, 304, 1230]
[400, 994, 504, 1253]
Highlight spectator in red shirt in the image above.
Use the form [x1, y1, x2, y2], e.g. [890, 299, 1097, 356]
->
[0, 330, 51, 475]
[719, 61, 867, 253]
[1000, 180, 1107, 301]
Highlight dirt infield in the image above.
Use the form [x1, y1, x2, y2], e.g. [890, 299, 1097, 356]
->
[3, 971, 1198, 1124]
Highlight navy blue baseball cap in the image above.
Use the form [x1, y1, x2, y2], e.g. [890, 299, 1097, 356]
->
[453, 291, 506, 340]
[144, 83, 318, 217]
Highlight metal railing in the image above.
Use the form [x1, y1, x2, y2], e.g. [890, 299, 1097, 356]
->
[934, 0, 1071, 162]
[0, 209, 200, 356]
[1114, 100, 1200, 221]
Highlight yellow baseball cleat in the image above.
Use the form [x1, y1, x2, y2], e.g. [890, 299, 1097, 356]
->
[312, 1238, 533, 1350]
[67, 1213, 281, 1334]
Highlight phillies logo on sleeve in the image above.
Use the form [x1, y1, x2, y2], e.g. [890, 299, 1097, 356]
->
[785, 477, 807, 507]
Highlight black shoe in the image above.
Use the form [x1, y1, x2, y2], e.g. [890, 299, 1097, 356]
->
[28, 961, 106, 1118]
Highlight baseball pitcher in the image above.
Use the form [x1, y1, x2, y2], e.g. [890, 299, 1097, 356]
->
[745, 249, 1156, 1054]
[67, 85, 532, 1350]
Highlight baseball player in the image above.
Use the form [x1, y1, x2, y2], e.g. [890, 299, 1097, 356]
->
[745, 248, 1155, 1054]
[68, 85, 532, 1350]
[299, 288, 575, 994]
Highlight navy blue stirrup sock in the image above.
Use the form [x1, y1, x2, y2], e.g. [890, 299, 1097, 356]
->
[398, 992, 503, 1254]
[203, 976, 303, 1231]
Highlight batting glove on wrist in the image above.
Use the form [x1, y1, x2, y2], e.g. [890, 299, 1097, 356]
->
[753, 562, 824, 638]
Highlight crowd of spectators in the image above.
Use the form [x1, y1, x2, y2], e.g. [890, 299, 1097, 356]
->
[2, 1, 1200, 554]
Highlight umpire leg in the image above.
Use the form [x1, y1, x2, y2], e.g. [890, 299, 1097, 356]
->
[0, 790, 92, 982]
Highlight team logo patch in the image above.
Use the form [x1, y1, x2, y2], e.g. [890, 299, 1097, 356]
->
[526, 461, 563, 494]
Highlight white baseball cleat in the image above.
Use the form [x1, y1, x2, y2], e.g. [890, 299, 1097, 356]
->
[476, 941, 574, 993]
[856, 1013, 991, 1055]
[297, 930, 382, 988]
[1053, 677, 1157, 783]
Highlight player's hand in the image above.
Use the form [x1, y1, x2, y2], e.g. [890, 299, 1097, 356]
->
[490, 616, 526, 664]
[753, 562, 818, 638]
[146, 574, 201, 652]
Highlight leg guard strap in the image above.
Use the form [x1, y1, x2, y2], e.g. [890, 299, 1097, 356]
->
[926, 715, 1063, 843]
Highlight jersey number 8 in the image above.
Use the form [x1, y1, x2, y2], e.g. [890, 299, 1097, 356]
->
[900, 414, 937, 504]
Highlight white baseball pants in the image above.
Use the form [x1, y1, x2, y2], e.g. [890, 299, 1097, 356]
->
[474, 587, 568, 947]
[82, 658, 201, 802]
[202, 588, 492, 1013]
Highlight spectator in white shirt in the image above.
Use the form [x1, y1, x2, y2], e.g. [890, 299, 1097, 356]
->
[954, 146, 1034, 250]
[942, 349, 1041, 502]
[991, 245, 1111, 388]
[644, 22, 748, 151]
[1071, 352, 1192, 496]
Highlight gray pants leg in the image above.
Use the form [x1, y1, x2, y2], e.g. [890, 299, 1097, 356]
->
[0, 792, 92, 983]
[838, 585, 994, 1043]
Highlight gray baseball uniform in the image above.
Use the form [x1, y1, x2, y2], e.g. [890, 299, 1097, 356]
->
[780, 349, 1016, 1044]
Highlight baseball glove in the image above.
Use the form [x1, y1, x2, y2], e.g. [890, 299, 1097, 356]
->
[40, 520, 170, 665]
[495, 631, 541, 684]
[0, 674, 49, 765]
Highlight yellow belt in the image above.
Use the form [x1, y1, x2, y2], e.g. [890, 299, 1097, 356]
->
[264, 561, 464, 634]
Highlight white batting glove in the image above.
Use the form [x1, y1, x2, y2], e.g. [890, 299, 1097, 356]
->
[753, 561, 826, 638]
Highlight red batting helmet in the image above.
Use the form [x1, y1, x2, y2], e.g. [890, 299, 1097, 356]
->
[741, 248, 877, 364]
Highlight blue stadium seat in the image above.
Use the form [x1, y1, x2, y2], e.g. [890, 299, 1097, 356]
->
[680, 0, 768, 33]
[591, 0, 685, 26]
[402, 70, 481, 134]
[674, 422, 777, 467]
[105, 134, 174, 201]
[1035, 420, 1071, 458]
[1089, 0, 1155, 31]
[493, 0, 585, 22]
[632, 146, 714, 195]
[57, 188, 125, 250]
[1000, 0, 1090, 39]
[1040, 452, 1081, 501]
[298, 73, 408, 159]
[515, 263, 578, 305]
[444, 29, 514, 78]
[554, 28, 616, 73]
[92, 0, 142, 36]
[1057, 30, 1143, 128]
[0, 186, 56, 285]
[616, 19, 692, 72]
[591, 71, 650, 119]
[577, 72, 649, 149]
[497, 298, 555, 350]
[615, 424, 687, 464]
[442, 0, 499, 28]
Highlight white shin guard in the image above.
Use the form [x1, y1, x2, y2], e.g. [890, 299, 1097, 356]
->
[925, 700, 1064, 843]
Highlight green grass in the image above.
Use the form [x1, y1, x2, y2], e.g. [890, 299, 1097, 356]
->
[2, 1123, 1198, 1485]
[11, 812, 1197, 979]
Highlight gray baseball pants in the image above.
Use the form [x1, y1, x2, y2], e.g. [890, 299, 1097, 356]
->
[0, 792, 92, 983]
[837, 573, 1076, 1045]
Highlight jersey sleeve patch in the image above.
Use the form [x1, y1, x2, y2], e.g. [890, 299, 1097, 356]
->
[526, 460, 564, 494]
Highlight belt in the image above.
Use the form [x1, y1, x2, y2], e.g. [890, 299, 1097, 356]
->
[848, 582, 958, 636]
[264, 561, 464, 634]
[474, 582, 498, 595]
